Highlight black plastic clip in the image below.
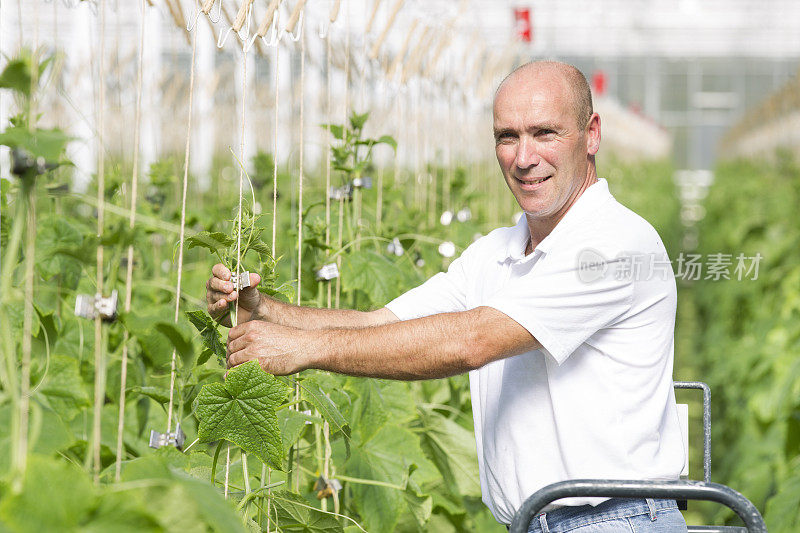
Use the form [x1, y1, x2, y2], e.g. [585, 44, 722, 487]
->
[314, 475, 343, 500]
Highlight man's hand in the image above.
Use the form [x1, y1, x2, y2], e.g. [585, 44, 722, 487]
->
[227, 320, 311, 375]
[206, 263, 262, 327]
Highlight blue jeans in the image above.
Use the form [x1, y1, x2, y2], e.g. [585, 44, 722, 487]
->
[521, 498, 687, 532]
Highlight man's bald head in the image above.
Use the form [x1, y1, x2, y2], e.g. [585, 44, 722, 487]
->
[495, 61, 594, 130]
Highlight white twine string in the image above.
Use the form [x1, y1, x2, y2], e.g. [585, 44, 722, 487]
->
[115, 0, 147, 481]
[166, 16, 199, 436]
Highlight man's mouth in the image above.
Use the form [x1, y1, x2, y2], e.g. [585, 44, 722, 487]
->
[516, 175, 551, 185]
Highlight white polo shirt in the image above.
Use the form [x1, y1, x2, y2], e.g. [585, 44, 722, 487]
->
[386, 179, 685, 524]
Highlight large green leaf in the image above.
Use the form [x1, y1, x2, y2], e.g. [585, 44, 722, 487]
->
[270, 490, 343, 533]
[39, 354, 91, 421]
[186, 231, 233, 256]
[345, 425, 434, 532]
[186, 310, 226, 367]
[0, 124, 70, 163]
[117, 450, 247, 533]
[300, 376, 350, 438]
[0, 57, 32, 96]
[0, 455, 94, 532]
[341, 250, 403, 308]
[154, 322, 194, 369]
[196, 360, 288, 470]
[417, 408, 482, 498]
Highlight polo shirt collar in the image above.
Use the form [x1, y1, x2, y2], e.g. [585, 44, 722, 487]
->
[501, 178, 612, 262]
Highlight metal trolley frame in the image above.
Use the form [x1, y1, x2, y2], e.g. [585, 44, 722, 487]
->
[509, 382, 767, 533]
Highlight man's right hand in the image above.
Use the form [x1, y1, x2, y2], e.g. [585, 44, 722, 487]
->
[206, 263, 262, 327]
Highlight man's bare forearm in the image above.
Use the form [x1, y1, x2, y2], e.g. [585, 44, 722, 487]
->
[254, 293, 397, 330]
[302, 306, 540, 380]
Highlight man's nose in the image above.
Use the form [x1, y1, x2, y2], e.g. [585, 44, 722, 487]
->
[514, 137, 540, 170]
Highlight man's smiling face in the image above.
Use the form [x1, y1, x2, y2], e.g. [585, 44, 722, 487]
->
[493, 65, 598, 225]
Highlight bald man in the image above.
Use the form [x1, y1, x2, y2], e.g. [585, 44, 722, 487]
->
[206, 61, 688, 532]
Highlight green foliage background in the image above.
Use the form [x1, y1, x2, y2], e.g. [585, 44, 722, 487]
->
[5, 49, 797, 532]
[681, 153, 800, 531]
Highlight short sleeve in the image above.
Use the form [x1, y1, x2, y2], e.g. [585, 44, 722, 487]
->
[385, 254, 469, 321]
[484, 252, 634, 365]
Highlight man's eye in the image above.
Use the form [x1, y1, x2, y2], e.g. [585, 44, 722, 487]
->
[538, 129, 555, 136]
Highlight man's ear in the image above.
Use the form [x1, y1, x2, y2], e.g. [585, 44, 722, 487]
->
[586, 113, 601, 156]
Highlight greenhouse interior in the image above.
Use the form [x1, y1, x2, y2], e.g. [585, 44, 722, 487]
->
[1, 0, 799, 531]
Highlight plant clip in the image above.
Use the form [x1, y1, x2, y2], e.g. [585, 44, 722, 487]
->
[74, 290, 119, 322]
[439, 210, 453, 226]
[438, 241, 456, 259]
[230, 270, 251, 291]
[456, 207, 472, 222]
[314, 475, 342, 500]
[315, 263, 340, 281]
[351, 176, 373, 189]
[149, 423, 187, 450]
[386, 237, 404, 257]
[11, 148, 52, 179]
[328, 184, 353, 201]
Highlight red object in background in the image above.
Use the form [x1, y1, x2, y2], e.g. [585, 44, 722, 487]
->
[592, 70, 607, 96]
[513, 8, 532, 42]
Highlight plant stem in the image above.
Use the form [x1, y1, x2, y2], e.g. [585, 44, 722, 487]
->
[17, 183, 36, 489]
[1, 183, 30, 491]
[241, 451, 251, 517]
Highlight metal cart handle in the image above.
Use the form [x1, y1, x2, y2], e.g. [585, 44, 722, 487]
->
[508, 479, 767, 533]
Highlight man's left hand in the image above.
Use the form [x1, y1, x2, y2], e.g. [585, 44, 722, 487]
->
[226, 320, 311, 375]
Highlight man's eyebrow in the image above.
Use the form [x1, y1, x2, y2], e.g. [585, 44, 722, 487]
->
[493, 127, 515, 138]
[531, 123, 560, 132]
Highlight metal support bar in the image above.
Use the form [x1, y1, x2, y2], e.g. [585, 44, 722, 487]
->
[674, 380, 711, 482]
[509, 480, 766, 533]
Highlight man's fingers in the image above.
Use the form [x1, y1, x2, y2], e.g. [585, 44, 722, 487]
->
[228, 321, 253, 341]
[212, 263, 232, 280]
[227, 333, 249, 355]
[227, 349, 249, 368]
[249, 272, 261, 288]
[208, 276, 234, 295]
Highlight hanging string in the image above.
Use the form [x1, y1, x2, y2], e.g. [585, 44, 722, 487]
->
[335, 0, 351, 309]
[165, 14, 199, 438]
[91, 0, 108, 484]
[226, 0, 253, 502]
[115, 0, 147, 481]
[324, 15, 332, 309]
[291, 9, 307, 495]
[271, 31, 280, 254]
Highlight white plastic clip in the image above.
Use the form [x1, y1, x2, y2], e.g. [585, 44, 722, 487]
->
[74, 290, 119, 322]
[315, 263, 340, 281]
[438, 241, 456, 258]
[351, 176, 372, 189]
[231, 271, 251, 290]
[329, 185, 353, 201]
[439, 210, 453, 226]
[386, 237, 404, 257]
[149, 423, 186, 450]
